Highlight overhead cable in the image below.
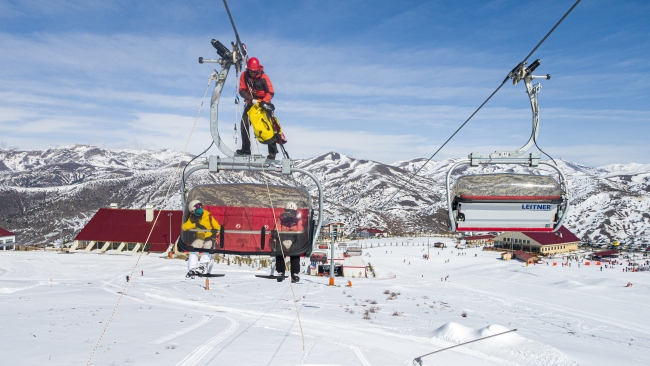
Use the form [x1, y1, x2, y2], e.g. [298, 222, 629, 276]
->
[379, 0, 581, 211]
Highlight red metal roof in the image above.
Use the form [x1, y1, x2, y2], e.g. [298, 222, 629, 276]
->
[593, 250, 619, 257]
[75, 208, 182, 246]
[465, 235, 495, 241]
[513, 250, 535, 260]
[521, 226, 580, 245]
[0, 227, 15, 237]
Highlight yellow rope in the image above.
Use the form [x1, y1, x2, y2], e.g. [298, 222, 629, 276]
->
[86, 74, 215, 365]
[241, 104, 306, 350]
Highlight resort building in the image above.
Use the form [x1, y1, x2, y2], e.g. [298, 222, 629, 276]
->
[357, 228, 388, 238]
[0, 227, 16, 250]
[72, 205, 182, 254]
[320, 221, 345, 240]
[493, 226, 580, 255]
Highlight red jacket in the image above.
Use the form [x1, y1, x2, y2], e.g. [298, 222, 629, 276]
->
[239, 71, 274, 104]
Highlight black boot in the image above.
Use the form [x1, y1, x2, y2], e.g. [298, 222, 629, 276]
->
[267, 153, 276, 160]
[291, 274, 300, 283]
[276, 272, 285, 282]
[236, 149, 251, 155]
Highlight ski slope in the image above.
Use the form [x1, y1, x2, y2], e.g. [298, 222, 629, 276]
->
[0, 238, 648, 365]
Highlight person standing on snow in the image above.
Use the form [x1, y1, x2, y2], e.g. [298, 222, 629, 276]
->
[275, 201, 302, 283]
[236, 57, 279, 160]
[182, 200, 221, 277]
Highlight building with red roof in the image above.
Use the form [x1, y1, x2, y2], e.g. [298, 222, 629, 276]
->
[0, 227, 16, 250]
[512, 250, 539, 264]
[464, 234, 495, 245]
[592, 250, 619, 258]
[357, 228, 388, 238]
[72, 207, 182, 253]
[493, 226, 580, 255]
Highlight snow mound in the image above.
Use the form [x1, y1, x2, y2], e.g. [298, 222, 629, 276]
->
[432, 322, 524, 348]
[431, 322, 575, 365]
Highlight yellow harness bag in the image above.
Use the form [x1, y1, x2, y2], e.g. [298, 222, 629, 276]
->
[247, 103, 283, 144]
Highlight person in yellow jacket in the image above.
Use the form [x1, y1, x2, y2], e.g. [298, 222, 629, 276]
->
[182, 200, 221, 276]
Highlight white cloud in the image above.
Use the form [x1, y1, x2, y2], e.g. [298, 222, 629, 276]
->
[0, 30, 648, 166]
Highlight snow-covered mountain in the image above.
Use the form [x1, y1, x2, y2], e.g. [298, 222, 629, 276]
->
[1, 145, 649, 245]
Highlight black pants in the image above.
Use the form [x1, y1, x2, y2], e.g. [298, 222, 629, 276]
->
[276, 255, 300, 275]
[240, 104, 278, 155]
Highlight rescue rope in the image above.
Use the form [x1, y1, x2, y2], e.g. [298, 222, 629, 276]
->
[379, 0, 581, 211]
[240, 104, 306, 350]
[86, 74, 215, 366]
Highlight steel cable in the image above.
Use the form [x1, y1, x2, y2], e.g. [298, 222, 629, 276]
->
[86, 74, 215, 365]
[379, 0, 581, 211]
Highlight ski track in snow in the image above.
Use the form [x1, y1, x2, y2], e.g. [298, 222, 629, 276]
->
[2, 246, 648, 365]
[151, 315, 213, 345]
[348, 345, 371, 366]
[451, 281, 650, 337]
[174, 315, 238, 366]
[145, 292, 527, 365]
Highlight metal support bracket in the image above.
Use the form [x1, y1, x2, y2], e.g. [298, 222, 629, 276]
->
[209, 155, 220, 172]
[469, 152, 541, 167]
[281, 158, 292, 175]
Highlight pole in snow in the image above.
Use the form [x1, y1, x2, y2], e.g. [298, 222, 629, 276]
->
[330, 230, 335, 285]
[60, 212, 63, 253]
[168, 213, 173, 248]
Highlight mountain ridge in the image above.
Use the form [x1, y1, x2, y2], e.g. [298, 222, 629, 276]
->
[1, 145, 649, 245]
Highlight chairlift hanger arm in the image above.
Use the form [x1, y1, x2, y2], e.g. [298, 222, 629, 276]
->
[378, 0, 581, 210]
[198, 40, 244, 158]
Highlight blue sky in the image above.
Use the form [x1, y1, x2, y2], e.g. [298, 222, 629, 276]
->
[1, 0, 649, 166]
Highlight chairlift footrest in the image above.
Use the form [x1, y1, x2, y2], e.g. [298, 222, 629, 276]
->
[193, 273, 225, 277]
[255, 275, 288, 279]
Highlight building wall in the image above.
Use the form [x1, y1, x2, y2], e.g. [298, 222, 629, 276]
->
[494, 232, 579, 255]
[539, 243, 578, 255]
[320, 223, 345, 240]
[493, 232, 538, 252]
[0, 235, 16, 246]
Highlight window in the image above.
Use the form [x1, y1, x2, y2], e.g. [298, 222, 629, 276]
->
[6, 238, 14, 243]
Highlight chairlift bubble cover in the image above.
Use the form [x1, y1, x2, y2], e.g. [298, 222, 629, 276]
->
[453, 174, 562, 202]
[181, 184, 313, 256]
[452, 174, 563, 232]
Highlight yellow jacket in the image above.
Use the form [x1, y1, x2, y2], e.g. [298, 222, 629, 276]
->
[182, 211, 221, 240]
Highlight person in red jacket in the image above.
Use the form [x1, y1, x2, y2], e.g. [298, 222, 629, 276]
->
[236, 57, 278, 160]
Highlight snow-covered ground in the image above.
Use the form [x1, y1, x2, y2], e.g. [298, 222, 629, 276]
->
[1, 237, 649, 365]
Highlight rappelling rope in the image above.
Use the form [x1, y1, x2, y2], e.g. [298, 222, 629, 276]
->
[86, 74, 215, 366]
[239, 102, 306, 350]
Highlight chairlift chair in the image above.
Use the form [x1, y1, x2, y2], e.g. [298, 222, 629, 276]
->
[180, 183, 315, 257]
[178, 40, 324, 262]
[446, 60, 569, 232]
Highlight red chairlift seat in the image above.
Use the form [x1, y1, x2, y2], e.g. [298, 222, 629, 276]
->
[179, 183, 314, 256]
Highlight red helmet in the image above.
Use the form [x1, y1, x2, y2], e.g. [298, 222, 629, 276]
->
[246, 57, 263, 77]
